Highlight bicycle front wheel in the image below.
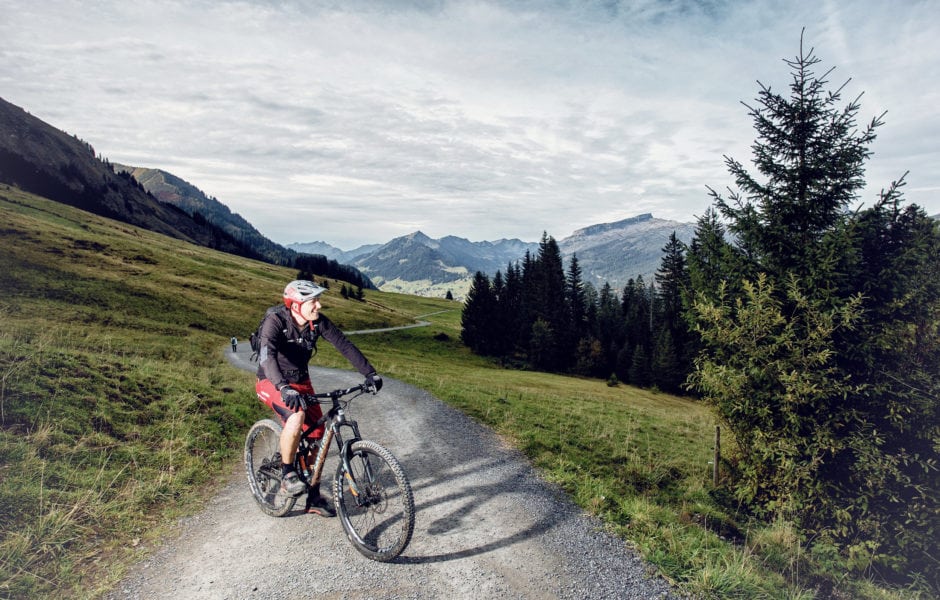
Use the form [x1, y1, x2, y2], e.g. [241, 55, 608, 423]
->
[333, 440, 415, 562]
[244, 419, 297, 517]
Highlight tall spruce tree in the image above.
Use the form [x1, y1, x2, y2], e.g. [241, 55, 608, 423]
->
[460, 271, 494, 355]
[503, 261, 525, 355]
[525, 233, 568, 370]
[566, 254, 588, 342]
[596, 281, 624, 376]
[489, 270, 512, 357]
[687, 207, 734, 302]
[620, 276, 652, 384]
[690, 36, 940, 584]
[651, 233, 691, 392]
[708, 36, 881, 291]
[653, 232, 692, 392]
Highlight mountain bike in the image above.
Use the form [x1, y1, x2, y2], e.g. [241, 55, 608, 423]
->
[244, 382, 415, 562]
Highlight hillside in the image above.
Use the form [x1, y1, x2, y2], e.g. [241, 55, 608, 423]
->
[110, 164, 376, 288]
[0, 97, 256, 257]
[0, 184, 418, 597]
[113, 164, 298, 266]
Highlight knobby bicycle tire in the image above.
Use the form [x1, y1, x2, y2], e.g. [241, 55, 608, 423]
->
[244, 419, 298, 517]
[333, 440, 415, 562]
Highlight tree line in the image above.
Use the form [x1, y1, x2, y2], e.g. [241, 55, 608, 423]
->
[461, 232, 694, 393]
[461, 40, 939, 588]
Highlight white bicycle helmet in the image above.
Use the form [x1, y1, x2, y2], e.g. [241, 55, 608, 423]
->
[283, 280, 327, 309]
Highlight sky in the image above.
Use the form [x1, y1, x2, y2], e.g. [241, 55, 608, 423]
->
[1, 1, 938, 249]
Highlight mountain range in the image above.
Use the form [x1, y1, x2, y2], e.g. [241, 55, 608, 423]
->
[0, 95, 694, 299]
[289, 213, 694, 298]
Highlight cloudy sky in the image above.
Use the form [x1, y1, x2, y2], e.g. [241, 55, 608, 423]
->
[2, 1, 938, 249]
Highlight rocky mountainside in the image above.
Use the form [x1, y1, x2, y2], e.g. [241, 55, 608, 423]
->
[290, 233, 540, 298]
[359, 232, 537, 285]
[559, 214, 696, 288]
[288, 240, 382, 264]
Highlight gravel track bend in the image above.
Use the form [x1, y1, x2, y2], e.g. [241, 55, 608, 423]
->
[106, 345, 685, 599]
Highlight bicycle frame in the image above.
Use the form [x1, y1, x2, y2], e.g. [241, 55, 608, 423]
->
[297, 387, 366, 493]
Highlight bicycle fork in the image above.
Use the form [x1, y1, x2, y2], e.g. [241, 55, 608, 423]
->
[332, 413, 380, 508]
[299, 410, 372, 507]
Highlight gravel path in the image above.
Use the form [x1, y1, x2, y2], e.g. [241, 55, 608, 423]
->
[106, 346, 686, 599]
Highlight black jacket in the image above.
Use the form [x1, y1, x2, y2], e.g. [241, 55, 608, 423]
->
[255, 305, 374, 389]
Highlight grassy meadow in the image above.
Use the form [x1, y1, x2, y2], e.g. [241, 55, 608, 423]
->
[0, 186, 920, 599]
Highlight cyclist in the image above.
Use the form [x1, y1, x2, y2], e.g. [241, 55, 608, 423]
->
[255, 279, 382, 517]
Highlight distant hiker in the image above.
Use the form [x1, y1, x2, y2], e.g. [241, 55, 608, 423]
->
[231, 336, 238, 352]
[253, 280, 382, 516]
[249, 332, 259, 361]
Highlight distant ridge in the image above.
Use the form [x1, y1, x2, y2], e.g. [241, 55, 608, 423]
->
[0, 96, 254, 256]
[112, 164, 297, 266]
[559, 214, 695, 287]
[289, 214, 695, 299]
[570, 213, 657, 237]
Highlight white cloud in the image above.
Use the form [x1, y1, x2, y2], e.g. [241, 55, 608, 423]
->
[1, 0, 937, 249]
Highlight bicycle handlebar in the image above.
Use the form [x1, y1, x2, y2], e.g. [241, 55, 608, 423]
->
[295, 383, 374, 428]
[296, 381, 379, 409]
[309, 383, 368, 399]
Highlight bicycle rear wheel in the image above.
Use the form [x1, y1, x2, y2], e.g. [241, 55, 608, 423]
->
[333, 440, 415, 562]
[244, 419, 297, 517]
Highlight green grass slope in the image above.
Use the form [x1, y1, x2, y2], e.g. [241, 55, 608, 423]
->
[0, 186, 414, 598]
[0, 185, 916, 599]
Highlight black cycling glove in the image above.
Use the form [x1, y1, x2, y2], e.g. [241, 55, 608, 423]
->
[365, 373, 383, 393]
[280, 386, 304, 411]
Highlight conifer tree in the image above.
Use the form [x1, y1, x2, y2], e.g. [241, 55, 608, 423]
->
[621, 276, 652, 383]
[524, 233, 568, 370]
[503, 261, 525, 354]
[628, 343, 651, 387]
[528, 318, 556, 371]
[460, 271, 494, 354]
[566, 254, 588, 343]
[690, 36, 940, 583]
[651, 327, 683, 393]
[653, 232, 692, 391]
[596, 281, 624, 375]
[489, 270, 512, 357]
[687, 208, 733, 302]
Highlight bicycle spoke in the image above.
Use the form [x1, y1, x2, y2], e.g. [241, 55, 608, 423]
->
[245, 419, 297, 517]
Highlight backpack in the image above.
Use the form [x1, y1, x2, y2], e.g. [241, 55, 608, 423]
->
[249, 305, 279, 360]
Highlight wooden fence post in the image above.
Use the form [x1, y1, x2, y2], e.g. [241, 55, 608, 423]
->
[713, 425, 720, 487]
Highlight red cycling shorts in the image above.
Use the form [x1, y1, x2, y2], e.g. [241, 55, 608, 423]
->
[255, 378, 325, 439]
